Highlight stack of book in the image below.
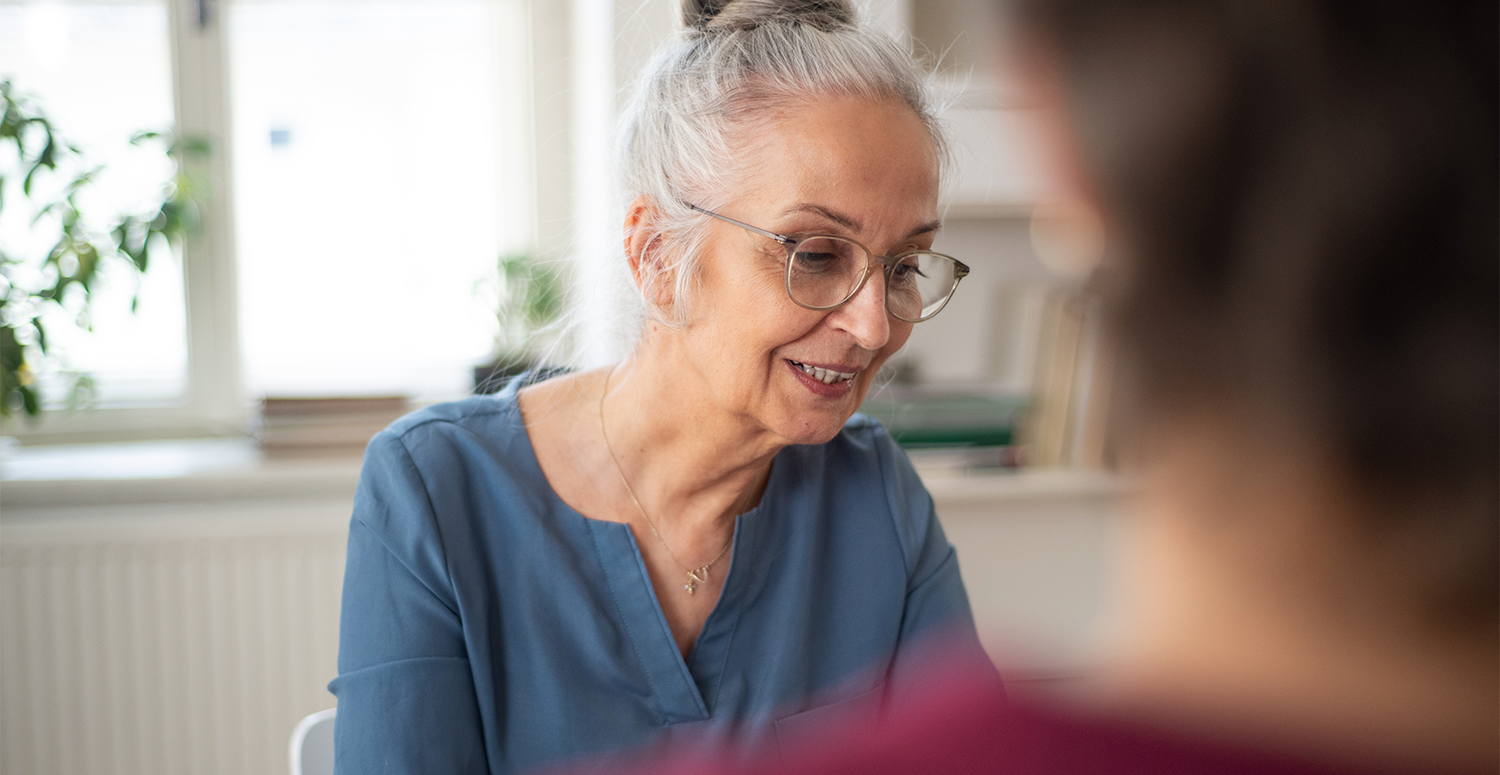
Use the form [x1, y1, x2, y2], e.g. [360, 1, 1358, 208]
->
[257, 396, 411, 455]
[859, 391, 1028, 471]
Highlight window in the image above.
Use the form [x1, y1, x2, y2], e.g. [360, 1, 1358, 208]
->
[1, 0, 535, 442]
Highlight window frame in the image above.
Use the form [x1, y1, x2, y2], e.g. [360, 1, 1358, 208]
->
[1, 0, 242, 443]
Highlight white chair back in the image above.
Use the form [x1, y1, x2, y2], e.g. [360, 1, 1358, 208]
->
[289, 708, 336, 775]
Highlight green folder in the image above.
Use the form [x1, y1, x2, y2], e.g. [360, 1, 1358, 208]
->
[857, 393, 1028, 448]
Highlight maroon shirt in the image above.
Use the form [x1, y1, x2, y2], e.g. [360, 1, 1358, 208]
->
[618, 666, 1409, 775]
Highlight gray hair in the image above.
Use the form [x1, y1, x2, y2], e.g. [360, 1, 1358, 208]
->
[616, 0, 948, 328]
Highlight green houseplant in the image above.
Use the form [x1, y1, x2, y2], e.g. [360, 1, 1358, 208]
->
[473, 252, 563, 394]
[0, 79, 202, 420]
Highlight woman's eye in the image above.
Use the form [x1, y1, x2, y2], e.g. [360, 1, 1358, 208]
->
[793, 251, 843, 275]
[890, 262, 927, 282]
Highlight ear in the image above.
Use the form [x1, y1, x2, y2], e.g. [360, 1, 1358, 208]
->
[623, 194, 676, 309]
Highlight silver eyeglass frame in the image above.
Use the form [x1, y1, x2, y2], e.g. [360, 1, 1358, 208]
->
[687, 203, 970, 323]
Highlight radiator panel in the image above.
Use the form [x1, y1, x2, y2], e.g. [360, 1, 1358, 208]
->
[1, 504, 348, 775]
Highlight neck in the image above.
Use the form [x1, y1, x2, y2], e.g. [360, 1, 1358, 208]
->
[1098, 433, 1499, 773]
[600, 346, 782, 534]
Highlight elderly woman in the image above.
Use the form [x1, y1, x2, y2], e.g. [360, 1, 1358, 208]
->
[329, 1, 993, 773]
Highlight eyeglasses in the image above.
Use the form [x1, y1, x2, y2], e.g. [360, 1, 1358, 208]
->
[687, 204, 969, 323]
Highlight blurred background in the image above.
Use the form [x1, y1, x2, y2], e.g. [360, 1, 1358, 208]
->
[0, 1, 1126, 773]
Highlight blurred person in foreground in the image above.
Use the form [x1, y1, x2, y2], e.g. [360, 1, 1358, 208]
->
[329, 1, 996, 773]
[622, 0, 1498, 773]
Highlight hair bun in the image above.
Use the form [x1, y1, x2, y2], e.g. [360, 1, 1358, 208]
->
[681, 0, 855, 33]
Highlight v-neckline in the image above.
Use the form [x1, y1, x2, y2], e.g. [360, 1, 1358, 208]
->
[502, 388, 776, 721]
[582, 515, 758, 721]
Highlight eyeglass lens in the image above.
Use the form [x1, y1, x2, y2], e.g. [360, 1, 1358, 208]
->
[788, 237, 960, 321]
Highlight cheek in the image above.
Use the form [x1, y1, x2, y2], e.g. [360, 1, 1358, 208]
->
[699, 297, 811, 377]
[736, 290, 824, 356]
[882, 321, 915, 359]
[707, 256, 789, 323]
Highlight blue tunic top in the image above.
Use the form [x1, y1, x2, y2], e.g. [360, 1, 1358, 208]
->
[330, 378, 990, 774]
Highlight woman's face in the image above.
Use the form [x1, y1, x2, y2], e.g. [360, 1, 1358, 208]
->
[667, 94, 941, 445]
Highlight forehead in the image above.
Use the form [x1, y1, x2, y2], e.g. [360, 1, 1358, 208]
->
[732, 94, 941, 227]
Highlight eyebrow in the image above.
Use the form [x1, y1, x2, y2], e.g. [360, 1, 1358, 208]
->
[782, 203, 942, 240]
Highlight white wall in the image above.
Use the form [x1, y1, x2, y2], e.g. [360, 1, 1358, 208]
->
[925, 470, 1125, 674]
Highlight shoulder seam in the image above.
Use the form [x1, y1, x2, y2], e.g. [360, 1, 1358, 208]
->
[395, 431, 462, 608]
[345, 512, 462, 620]
[352, 433, 463, 619]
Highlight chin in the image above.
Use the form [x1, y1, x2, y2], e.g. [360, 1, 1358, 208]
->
[765, 365, 875, 444]
[774, 408, 858, 446]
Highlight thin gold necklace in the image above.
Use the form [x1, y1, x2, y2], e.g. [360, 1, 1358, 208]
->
[598, 365, 732, 595]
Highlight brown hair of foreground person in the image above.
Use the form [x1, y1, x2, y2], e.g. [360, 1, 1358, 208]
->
[1011, 0, 1498, 768]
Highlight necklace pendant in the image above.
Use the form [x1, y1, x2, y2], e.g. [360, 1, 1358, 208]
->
[685, 568, 707, 595]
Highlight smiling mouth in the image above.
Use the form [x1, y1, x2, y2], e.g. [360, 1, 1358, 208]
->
[788, 359, 858, 385]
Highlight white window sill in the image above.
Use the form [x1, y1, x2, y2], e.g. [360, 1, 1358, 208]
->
[914, 465, 1130, 507]
[1, 438, 363, 510]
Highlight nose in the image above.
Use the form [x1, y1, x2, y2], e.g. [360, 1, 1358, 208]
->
[826, 268, 891, 350]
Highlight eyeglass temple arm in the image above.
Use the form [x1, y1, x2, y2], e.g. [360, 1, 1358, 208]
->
[686, 203, 792, 245]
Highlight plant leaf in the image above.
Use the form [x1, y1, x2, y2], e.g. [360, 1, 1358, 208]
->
[30, 199, 62, 227]
[20, 383, 39, 416]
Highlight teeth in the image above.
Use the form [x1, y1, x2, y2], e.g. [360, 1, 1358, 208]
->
[791, 360, 856, 384]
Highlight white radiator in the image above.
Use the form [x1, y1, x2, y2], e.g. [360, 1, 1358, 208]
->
[1, 500, 350, 775]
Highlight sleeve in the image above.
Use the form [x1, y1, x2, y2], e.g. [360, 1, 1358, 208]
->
[867, 423, 1004, 701]
[328, 429, 490, 774]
